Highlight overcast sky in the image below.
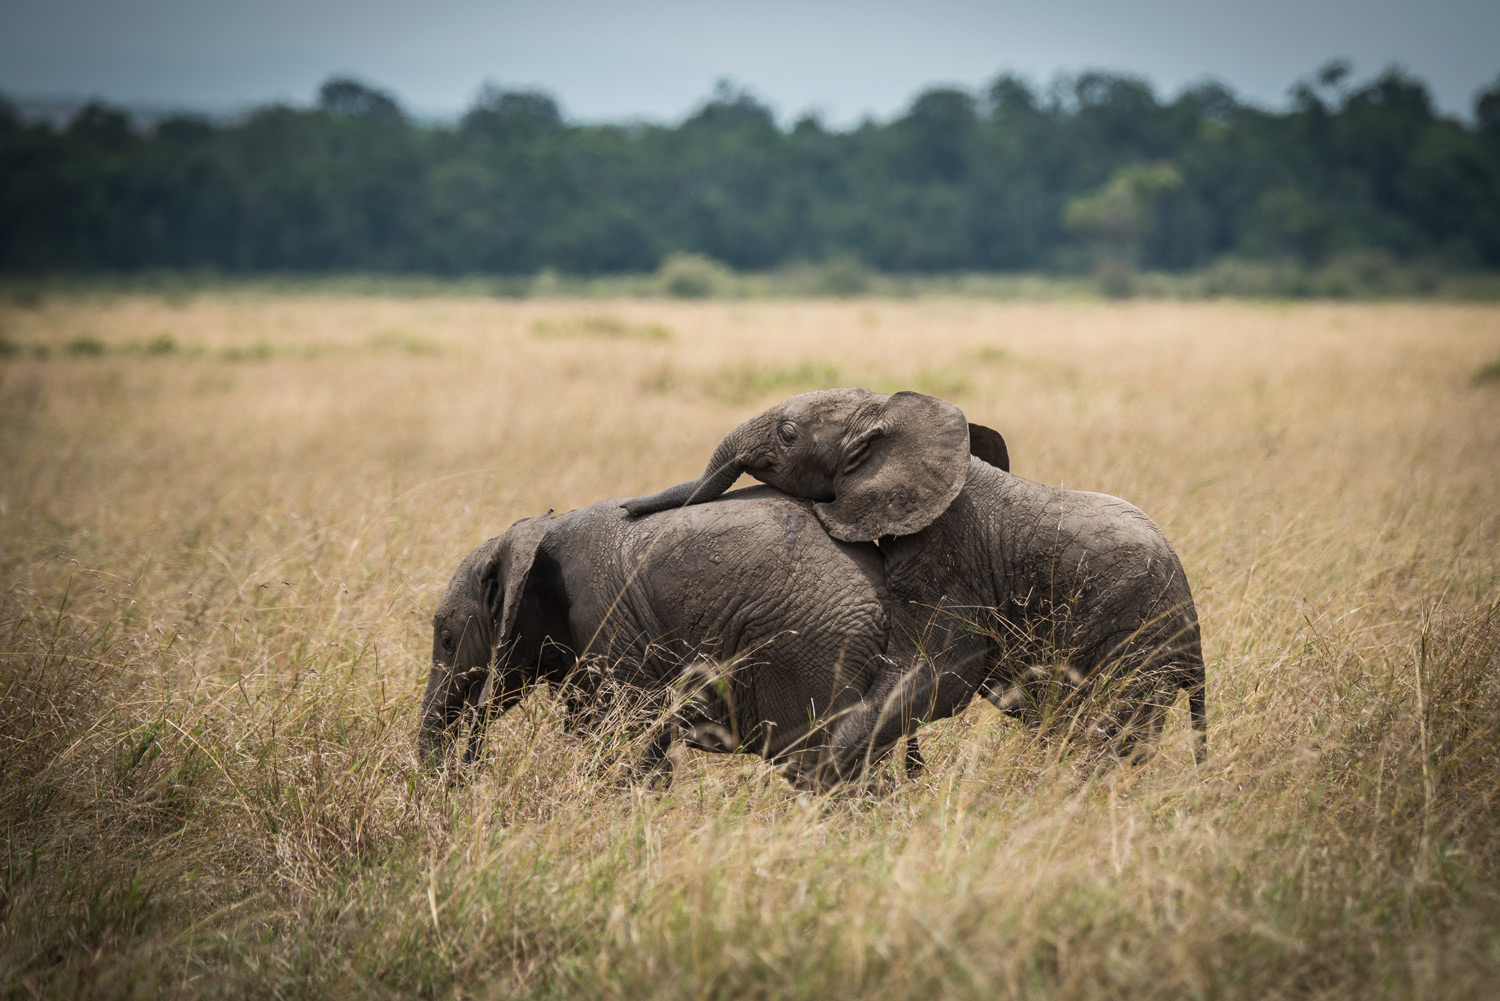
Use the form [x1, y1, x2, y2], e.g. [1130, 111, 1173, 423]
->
[3, 0, 1497, 125]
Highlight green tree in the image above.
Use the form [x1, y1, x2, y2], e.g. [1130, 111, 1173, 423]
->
[1064, 162, 1182, 291]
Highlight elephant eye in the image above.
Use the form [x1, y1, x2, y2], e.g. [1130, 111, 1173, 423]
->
[777, 421, 798, 445]
[441, 629, 453, 651]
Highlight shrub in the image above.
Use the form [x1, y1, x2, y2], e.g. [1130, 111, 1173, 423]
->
[65, 335, 107, 356]
[657, 253, 733, 298]
[529, 269, 564, 297]
[1095, 259, 1135, 299]
[818, 255, 870, 297]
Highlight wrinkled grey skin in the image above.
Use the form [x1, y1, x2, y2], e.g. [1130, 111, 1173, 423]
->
[623, 388, 1206, 775]
[419, 486, 894, 789]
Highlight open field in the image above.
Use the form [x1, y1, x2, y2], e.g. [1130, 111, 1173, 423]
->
[3, 296, 1500, 999]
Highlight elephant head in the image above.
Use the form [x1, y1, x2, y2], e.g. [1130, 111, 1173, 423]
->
[622, 388, 1008, 542]
[418, 514, 553, 766]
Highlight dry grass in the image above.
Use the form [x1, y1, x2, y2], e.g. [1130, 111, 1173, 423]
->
[2, 295, 1499, 999]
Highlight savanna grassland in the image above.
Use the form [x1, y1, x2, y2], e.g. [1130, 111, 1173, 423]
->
[2, 293, 1499, 999]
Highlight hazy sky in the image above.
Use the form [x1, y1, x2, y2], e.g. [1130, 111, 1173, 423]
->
[3, 0, 1497, 124]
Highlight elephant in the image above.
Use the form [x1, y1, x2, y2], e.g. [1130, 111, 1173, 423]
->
[419, 485, 902, 789]
[622, 388, 1207, 776]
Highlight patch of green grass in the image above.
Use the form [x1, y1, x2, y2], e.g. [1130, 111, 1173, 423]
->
[368, 329, 442, 356]
[221, 341, 275, 362]
[532, 315, 673, 342]
[65, 335, 108, 356]
[1473, 357, 1500, 385]
[142, 334, 179, 356]
[910, 369, 973, 398]
[713, 361, 842, 403]
[1, 333, 200, 360]
[869, 369, 973, 399]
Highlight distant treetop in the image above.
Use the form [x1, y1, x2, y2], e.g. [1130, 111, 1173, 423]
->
[2, 64, 1499, 275]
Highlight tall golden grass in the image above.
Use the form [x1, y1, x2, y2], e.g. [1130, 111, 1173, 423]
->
[2, 295, 1499, 999]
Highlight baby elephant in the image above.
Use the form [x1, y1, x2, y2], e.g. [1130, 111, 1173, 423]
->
[623, 388, 1207, 774]
[419, 486, 901, 789]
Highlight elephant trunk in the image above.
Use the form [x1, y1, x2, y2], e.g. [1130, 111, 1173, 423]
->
[622, 421, 757, 517]
[417, 716, 451, 768]
[417, 664, 466, 767]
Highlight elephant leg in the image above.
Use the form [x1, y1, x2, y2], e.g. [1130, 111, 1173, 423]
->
[826, 656, 949, 782]
[779, 748, 833, 791]
[1092, 672, 1179, 765]
[1124, 663, 1209, 765]
[820, 610, 994, 782]
[981, 672, 1041, 724]
[628, 722, 677, 790]
[1116, 701, 1168, 764]
[1187, 677, 1208, 764]
[904, 736, 926, 777]
[843, 646, 988, 782]
[561, 684, 592, 731]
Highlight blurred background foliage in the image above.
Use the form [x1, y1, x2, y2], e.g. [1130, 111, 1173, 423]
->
[3, 63, 1500, 285]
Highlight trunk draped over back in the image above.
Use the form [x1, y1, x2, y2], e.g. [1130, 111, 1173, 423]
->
[622, 422, 755, 515]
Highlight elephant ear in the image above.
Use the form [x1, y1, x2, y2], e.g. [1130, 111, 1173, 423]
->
[815, 391, 970, 542]
[493, 512, 552, 648]
[969, 422, 1009, 472]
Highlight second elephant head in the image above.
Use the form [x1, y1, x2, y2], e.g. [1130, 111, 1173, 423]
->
[621, 388, 1010, 541]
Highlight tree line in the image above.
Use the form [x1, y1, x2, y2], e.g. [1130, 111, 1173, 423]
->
[3, 63, 1499, 276]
